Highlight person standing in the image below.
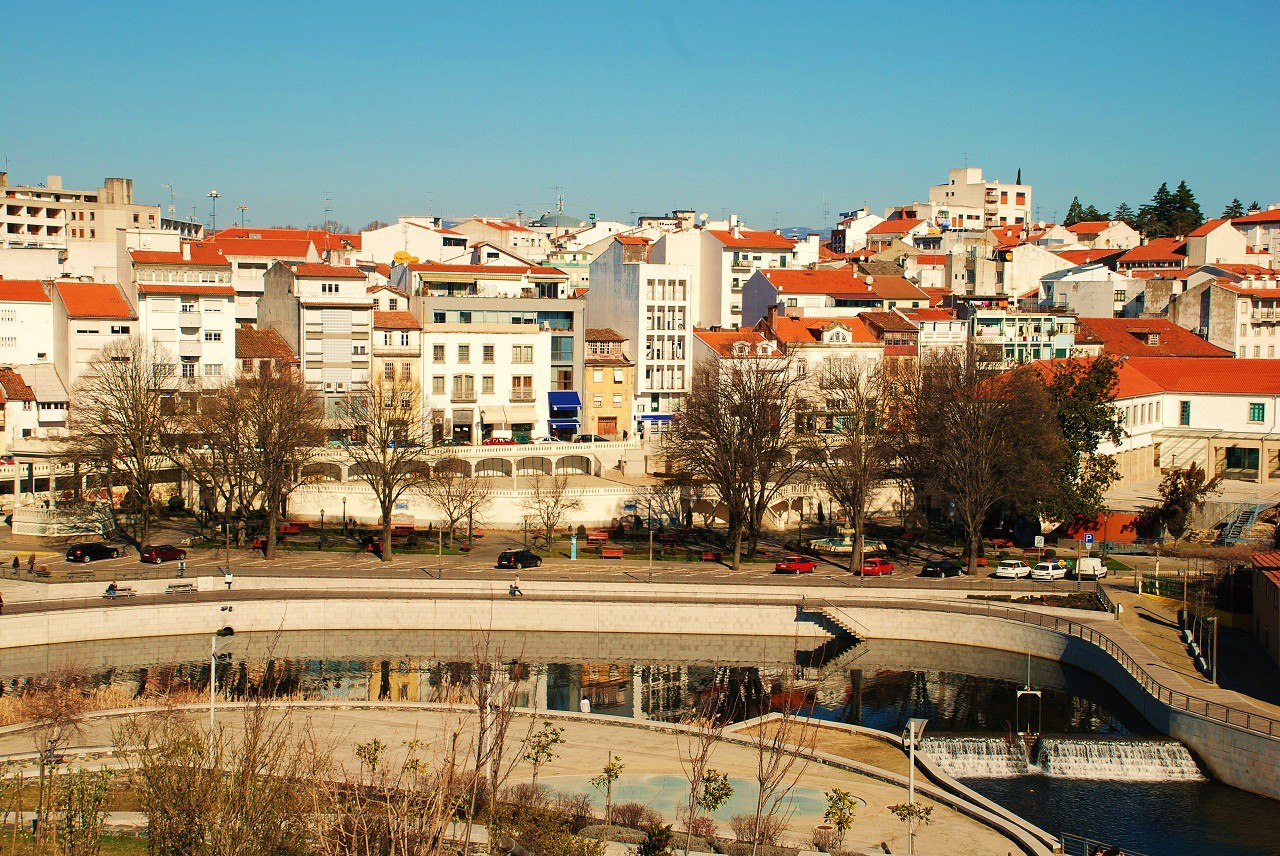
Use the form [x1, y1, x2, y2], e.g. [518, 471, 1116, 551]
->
[509, 574, 523, 597]
[225, 571, 234, 591]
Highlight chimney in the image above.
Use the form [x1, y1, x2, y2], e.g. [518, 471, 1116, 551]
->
[0, 172, 7, 187]
[181, 243, 191, 261]
[730, 214, 741, 238]
[46, 175, 62, 190]
[766, 302, 779, 327]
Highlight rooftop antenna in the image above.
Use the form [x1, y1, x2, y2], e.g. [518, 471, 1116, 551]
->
[821, 193, 830, 226]
[207, 190, 221, 231]
[237, 204, 249, 227]
[515, 208, 524, 225]
[323, 192, 332, 229]
[161, 184, 177, 216]
[963, 152, 968, 166]
[551, 185, 565, 214]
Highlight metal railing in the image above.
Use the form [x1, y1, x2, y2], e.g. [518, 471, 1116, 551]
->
[1058, 832, 1149, 856]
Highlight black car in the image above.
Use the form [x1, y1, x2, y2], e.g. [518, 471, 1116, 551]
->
[920, 560, 964, 578]
[496, 550, 542, 569]
[66, 543, 120, 563]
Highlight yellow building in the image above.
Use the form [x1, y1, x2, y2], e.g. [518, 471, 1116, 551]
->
[584, 328, 634, 439]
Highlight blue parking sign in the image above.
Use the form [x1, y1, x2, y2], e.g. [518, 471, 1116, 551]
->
[1084, 533, 1095, 545]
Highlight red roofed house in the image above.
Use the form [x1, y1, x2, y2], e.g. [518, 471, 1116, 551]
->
[1170, 266, 1280, 357]
[0, 280, 53, 364]
[828, 208, 885, 254]
[359, 217, 469, 267]
[1185, 218, 1255, 268]
[203, 237, 318, 324]
[742, 267, 929, 325]
[453, 218, 549, 262]
[373, 310, 422, 392]
[235, 327, 298, 377]
[259, 262, 373, 415]
[51, 280, 137, 385]
[1232, 205, 1280, 255]
[1072, 317, 1233, 359]
[1117, 237, 1187, 273]
[1064, 220, 1140, 250]
[865, 217, 931, 251]
[1070, 355, 1280, 487]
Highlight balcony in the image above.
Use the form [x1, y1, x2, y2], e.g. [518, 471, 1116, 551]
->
[730, 259, 753, 272]
[451, 391, 478, 403]
[509, 388, 535, 402]
[176, 340, 202, 358]
[1252, 308, 1279, 322]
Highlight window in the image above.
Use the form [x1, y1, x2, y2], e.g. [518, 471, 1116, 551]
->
[554, 367, 573, 390]
[388, 298, 398, 310]
[203, 331, 221, 342]
[613, 394, 623, 406]
[593, 369, 604, 383]
[352, 344, 367, 355]
[458, 344, 470, 363]
[482, 376, 494, 395]
[613, 369, 624, 383]
[512, 345, 533, 363]
[399, 332, 410, 347]
[241, 358, 253, 373]
[1250, 403, 1266, 423]
[204, 363, 222, 377]
[593, 394, 603, 407]
[384, 362, 395, 380]
[110, 325, 130, 334]
[321, 283, 340, 294]
[432, 344, 444, 363]
[181, 303, 197, 313]
[433, 311, 446, 324]
[402, 362, 411, 379]
[483, 344, 495, 364]
[1255, 346, 1262, 358]
[432, 376, 445, 395]
[551, 336, 573, 361]
[372, 298, 380, 311]
[181, 362, 196, 379]
[1179, 400, 1191, 426]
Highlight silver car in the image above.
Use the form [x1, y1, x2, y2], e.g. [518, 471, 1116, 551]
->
[1031, 561, 1067, 581]
[994, 559, 1032, 579]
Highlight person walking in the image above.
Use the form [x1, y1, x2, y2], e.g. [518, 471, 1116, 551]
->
[225, 571, 234, 591]
[26, 553, 34, 572]
[10, 555, 18, 571]
[509, 574, 524, 597]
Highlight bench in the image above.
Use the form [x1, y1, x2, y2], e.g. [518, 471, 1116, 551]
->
[600, 546, 625, 559]
[586, 532, 609, 547]
[103, 587, 136, 598]
[31, 568, 51, 579]
[165, 582, 196, 595]
[66, 569, 94, 580]
[701, 550, 723, 562]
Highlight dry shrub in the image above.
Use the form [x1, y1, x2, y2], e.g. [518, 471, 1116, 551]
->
[501, 782, 551, 809]
[553, 790, 597, 830]
[684, 814, 718, 840]
[611, 800, 663, 830]
[730, 813, 783, 846]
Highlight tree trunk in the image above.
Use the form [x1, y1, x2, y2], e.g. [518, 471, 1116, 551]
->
[852, 514, 865, 577]
[382, 507, 394, 562]
[731, 526, 743, 571]
[966, 523, 980, 575]
[266, 492, 280, 560]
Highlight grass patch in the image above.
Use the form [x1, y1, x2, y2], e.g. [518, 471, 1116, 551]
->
[968, 591, 1104, 611]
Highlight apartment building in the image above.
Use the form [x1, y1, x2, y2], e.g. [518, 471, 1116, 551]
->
[135, 270, 237, 387]
[829, 208, 885, 253]
[258, 263, 373, 415]
[1185, 219, 1256, 268]
[865, 218, 932, 251]
[51, 281, 137, 385]
[583, 328, 634, 439]
[586, 237, 693, 431]
[0, 173, 160, 250]
[928, 167, 1032, 229]
[373, 310, 422, 390]
[359, 217, 468, 265]
[0, 365, 68, 448]
[1233, 206, 1280, 253]
[901, 307, 967, 354]
[1041, 264, 1145, 317]
[1170, 268, 1280, 358]
[209, 236, 319, 324]
[452, 218, 548, 262]
[969, 309, 1075, 366]
[1064, 220, 1140, 250]
[741, 268, 929, 325]
[0, 280, 53, 364]
[1117, 238, 1187, 274]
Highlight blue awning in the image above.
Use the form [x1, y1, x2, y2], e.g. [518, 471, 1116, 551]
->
[547, 419, 580, 428]
[548, 391, 582, 409]
[639, 414, 673, 422]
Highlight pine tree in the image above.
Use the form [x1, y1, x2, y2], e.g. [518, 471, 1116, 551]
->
[1140, 183, 1175, 238]
[1171, 180, 1204, 235]
[1222, 199, 1245, 219]
[1063, 196, 1086, 226]
[1082, 204, 1110, 222]
[1249, 201, 1262, 213]
[1114, 202, 1138, 228]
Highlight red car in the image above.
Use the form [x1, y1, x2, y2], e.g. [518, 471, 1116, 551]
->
[482, 437, 519, 446]
[140, 545, 187, 564]
[858, 557, 894, 576]
[774, 556, 817, 574]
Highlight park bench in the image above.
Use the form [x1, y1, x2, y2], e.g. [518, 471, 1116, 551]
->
[31, 567, 51, 579]
[600, 546, 625, 559]
[586, 531, 609, 547]
[103, 586, 136, 599]
[165, 582, 196, 595]
[701, 550, 723, 562]
[658, 532, 678, 545]
[66, 569, 93, 581]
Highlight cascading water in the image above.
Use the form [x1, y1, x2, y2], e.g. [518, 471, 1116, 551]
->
[1034, 738, 1205, 781]
[920, 737, 1029, 778]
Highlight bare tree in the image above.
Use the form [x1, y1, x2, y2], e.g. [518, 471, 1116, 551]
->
[239, 364, 325, 559]
[423, 459, 494, 546]
[335, 375, 436, 561]
[64, 337, 178, 553]
[800, 358, 895, 574]
[745, 694, 816, 856]
[898, 349, 1064, 574]
[664, 355, 806, 569]
[18, 674, 88, 844]
[678, 679, 731, 856]
[522, 470, 581, 549]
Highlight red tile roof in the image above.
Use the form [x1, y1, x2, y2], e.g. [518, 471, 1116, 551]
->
[461, 218, 534, 233]
[768, 315, 877, 345]
[373, 310, 420, 330]
[0, 280, 50, 303]
[54, 281, 134, 319]
[410, 262, 567, 277]
[586, 327, 626, 343]
[214, 227, 360, 251]
[1187, 218, 1231, 238]
[211, 237, 315, 258]
[1252, 550, 1280, 571]
[1118, 238, 1187, 265]
[615, 235, 652, 246]
[291, 263, 366, 279]
[1054, 248, 1125, 265]
[0, 367, 35, 402]
[1117, 357, 1280, 396]
[903, 307, 957, 322]
[129, 245, 229, 266]
[759, 268, 929, 301]
[866, 218, 924, 236]
[913, 254, 947, 266]
[235, 327, 298, 363]
[693, 329, 776, 357]
[706, 229, 796, 250]
[1215, 264, 1278, 277]
[1065, 221, 1113, 235]
[138, 283, 236, 297]
[1234, 209, 1280, 226]
[1074, 317, 1232, 358]
[859, 311, 918, 334]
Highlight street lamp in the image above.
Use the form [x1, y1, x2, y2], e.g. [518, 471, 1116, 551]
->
[210, 626, 235, 730]
[342, 496, 348, 535]
[903, 718, 928, 856]
[207, 190, 221, 231]
[1207, 615, 1219, 685]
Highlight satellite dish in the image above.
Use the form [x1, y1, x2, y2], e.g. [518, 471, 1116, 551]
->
[1038, 220, 1047, 229]
[699, 213, 709, 221]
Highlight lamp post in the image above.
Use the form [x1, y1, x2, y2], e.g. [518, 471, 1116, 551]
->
[903, 718, 928, 856]
[320, 508, 325, 550]
[210, 626, 235, 731]
[1207, 615, 1219, 685]
[342, 496, 348, 535]
[207, 190, 221, 231]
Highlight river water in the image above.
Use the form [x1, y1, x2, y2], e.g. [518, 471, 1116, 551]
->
[3, 629, 1279, 854]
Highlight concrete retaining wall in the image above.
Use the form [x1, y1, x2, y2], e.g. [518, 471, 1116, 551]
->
[834, 605, 1280, 801]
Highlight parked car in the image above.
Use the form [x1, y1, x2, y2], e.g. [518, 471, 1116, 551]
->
[0, 455, 13, 465]
[65, 543, 120, 563]
[482, 437, 519, 446]
[437, 438, 469, 447]
[140, 545, 187, 564]
[993, 559, 1032, 579]
[920, 560, 964, 578]
[532, 436, 564, 444]
[1031, 561, 1068, 581]
[774, 556, 817, 574]
[1074, 557, 1108, 580]
[495, 550, 543, 570]
[573, 434, 610, 443]
[859, 557, 894, 576]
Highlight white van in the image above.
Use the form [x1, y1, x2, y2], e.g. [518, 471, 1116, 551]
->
[1075, 557, 1107, 579]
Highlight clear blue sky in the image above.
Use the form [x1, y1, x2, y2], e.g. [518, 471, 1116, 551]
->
[2, 1, 1275, 230]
